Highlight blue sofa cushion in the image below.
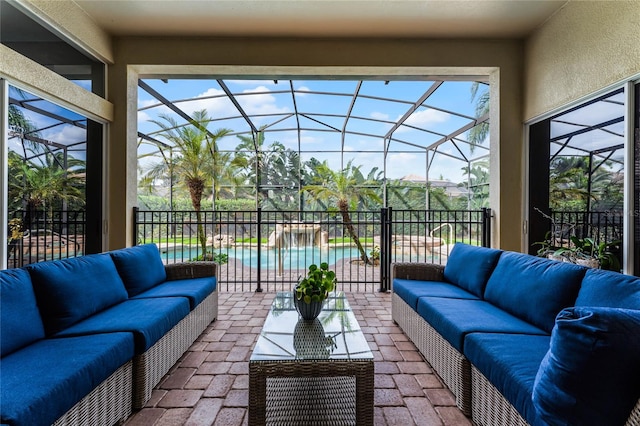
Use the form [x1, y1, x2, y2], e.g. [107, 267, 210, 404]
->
[110, 244, 167, 297]
[393, 278, 478, 310]
[532, 307, 640, 426]
[0, 269, 45, 357]
[26, 254, 129, 335]
[443, 243, 502, 298]
[0, 332, 134, 426]
[465, 333, 551, 426]
[484, 252, 586, 333]
[55, 297, 190, 353]
[575, 268, 640, 309]
[131, 276, 216, 309]
[416, 297, 546, 352]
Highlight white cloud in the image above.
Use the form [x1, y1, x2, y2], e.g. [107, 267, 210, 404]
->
[138, 110, 151, 123]
[294, 85, 312, 97]
[371, 111, 389, 121]
[238, 86, 290, 116]
[397, 108, 449, 131]
[178, 87, 235, 116]
[138, 98, 159, 109]
[43, 125, 86, 144]
[388, 152, 417, 162]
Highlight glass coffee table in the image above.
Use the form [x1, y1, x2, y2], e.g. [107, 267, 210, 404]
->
[248, 292, 374, 425]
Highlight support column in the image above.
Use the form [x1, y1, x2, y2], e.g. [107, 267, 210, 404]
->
[106, 63, 139, 249]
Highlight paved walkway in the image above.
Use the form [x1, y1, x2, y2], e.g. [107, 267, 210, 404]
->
[124, 291, 472, 426]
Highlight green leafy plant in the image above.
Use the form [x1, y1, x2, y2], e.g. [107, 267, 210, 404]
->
[191, 251, 229, 264]
[369, 245, 380, 261]
[212, 252, 229, 265]
[8, 218, 23, 243]
[593, 239, 621, 271]
[553, 236, 621, 271]
[295, 262, 336, 304]
[532, 231, 563, 258]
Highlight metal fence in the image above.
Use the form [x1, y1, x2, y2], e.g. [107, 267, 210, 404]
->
[135, 207, 492, 292]
[7, 210, 86, 268]
[549, 210, 623, 246]
[548, 209, 623, 261]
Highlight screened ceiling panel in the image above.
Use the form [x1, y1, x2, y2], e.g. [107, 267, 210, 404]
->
[429, 81, 484, 117]
[386, 151, 427, 177]
[392, 125, 442, 147]
[298, 131, 343, 151]
[386, 139, 425, 153]
[8, 86, 89, 162]
[359, 81, 435, 104]
[346, 116, 395, 136]
[136, 77, 493, 183]
[342, 133, 385, 152]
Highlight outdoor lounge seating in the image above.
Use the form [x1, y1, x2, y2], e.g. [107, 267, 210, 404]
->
[392, 243, 640, 426]
[0, 244, 217, 426]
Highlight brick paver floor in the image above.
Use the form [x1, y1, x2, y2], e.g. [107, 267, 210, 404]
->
[124, 291, 472, 426]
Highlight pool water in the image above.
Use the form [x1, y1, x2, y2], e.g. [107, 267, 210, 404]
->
[162, 245, 362, 270]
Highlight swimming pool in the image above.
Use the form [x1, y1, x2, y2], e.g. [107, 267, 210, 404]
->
[161, 245, 362, 270]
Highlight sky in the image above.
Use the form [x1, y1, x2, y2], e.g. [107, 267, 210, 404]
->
[136, 79, 491, 184]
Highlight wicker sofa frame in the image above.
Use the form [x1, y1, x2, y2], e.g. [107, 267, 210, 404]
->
[46, 260, 218, 423]
[53, 361, 133, 426]
[133, 261, 218, 408]
[391, 262, 640, 426]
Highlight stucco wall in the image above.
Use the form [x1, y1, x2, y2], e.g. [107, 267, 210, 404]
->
[524, 0, 640, 120]
[108, 37, 524, 250]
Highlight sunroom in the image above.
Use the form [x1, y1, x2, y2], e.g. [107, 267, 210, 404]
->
[1, 1, 639, 425]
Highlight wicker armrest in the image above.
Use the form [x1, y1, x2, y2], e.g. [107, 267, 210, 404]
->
[164, 261, 217, 281]
[391, 262, 445, 282]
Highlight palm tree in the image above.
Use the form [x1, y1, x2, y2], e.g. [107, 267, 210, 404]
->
[233, 128, 268, 200]
[145, 110, 232, 256]
[302, 160, 381, 264]
[467, 82, 489, 152]
[460, 159, 490, 209]
[11, 152, 85, 230]
[549, 156, 591, 210]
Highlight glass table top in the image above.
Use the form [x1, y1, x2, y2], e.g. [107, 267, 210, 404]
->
[250, 292, 374, 362]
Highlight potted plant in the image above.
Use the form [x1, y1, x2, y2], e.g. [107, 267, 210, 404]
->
[294, 262, 336, 320]
[553, 236, 621, 271]
[592, 238, 621, 271]
[533, 231, 567, 261]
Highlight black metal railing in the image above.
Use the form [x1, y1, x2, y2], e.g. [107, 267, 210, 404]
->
[547, 209, 623, 263]
[548, 210, 623, 246]
[7, 210, 86, 268]
[135, 207, 492, 293]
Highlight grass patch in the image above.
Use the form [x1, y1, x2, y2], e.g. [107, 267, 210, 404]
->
[328, 237, 374, 244]
[235, 237, 267, 244]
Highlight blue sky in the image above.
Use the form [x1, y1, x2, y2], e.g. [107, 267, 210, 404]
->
[137, 79, 491, 183]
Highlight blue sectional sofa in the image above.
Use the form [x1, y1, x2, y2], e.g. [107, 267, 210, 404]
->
[392, 243, 640, 426]
[1, 244, 217, 426]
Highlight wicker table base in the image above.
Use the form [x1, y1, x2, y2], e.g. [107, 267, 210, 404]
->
[249, 360, 374, 425]
[248, 292, 374, 425]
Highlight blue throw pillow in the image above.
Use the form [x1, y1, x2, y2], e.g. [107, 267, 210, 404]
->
[26, 254, 128, 335]
[0, 268, 45, 356]
[575, 268, 640, 309]
[532, 307, 640, 426]
[110, 244, 167, 297]
[443, 243, 502, 298]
